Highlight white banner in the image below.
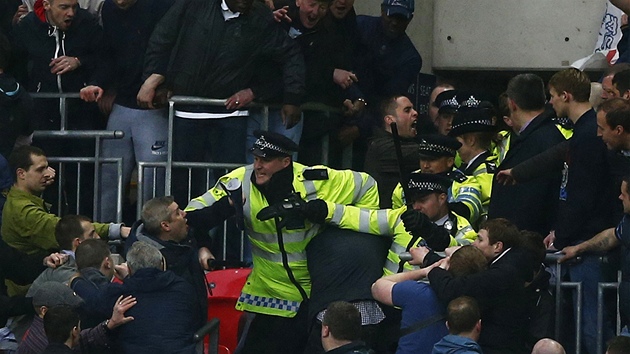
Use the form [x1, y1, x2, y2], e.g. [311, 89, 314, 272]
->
[573, 1, 625, 69]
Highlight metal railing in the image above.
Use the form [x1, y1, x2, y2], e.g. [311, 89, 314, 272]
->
[33, 130, 125, 222]
[544, 253, 621, 354]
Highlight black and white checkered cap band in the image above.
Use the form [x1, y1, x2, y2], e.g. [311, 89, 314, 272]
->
[460, 96, 481, 108]
[407, 180, 446, 193]
[418, 142, 456, 155]
[253, 136, 292, 156]
[451, 118, 493, 131]
[439, 96, 459, 109]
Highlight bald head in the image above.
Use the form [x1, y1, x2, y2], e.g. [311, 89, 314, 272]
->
[532, 338, 566, 354]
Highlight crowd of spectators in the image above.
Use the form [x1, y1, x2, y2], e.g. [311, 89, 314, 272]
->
[4, 0, 630, 353]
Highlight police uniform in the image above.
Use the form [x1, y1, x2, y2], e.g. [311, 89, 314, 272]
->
[448, 102, 498, 224]
[391, 135, 483, 225]
[326, 173, 475, 275]
[185, 131, 379, 354]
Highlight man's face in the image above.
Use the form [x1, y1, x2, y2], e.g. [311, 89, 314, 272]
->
[253, 156, 290, 185]
[225, 0, 255, 13]
[380, 11, 410, 38]
[435, 112, 454, 136]
[596, 109, 625, 150]
[620, 181, 630, 215]
[420, 156, 453, 174]
[602, 75, 617, 100]
[549, 87, 568, 118]
[166, 202, 188, 242]
[411, 192, 447, 221]
[472, 229, 496, 261]
[296, 0, 327, 29]
[328, 0, 354, 19]
[43, 0, 78, 30]
[79, 220, 100, 241]
[392, 96, 418, 138]
[429, 87, 453, 122]
[18, 154, 53, 195]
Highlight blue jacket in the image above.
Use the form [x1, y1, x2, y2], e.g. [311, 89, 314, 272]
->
[105, 268, 199, 354]
[432, 334, 483, 354]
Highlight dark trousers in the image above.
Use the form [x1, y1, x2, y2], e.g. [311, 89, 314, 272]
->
[172, 117, 247, 207]
[239, 304, 309, 354]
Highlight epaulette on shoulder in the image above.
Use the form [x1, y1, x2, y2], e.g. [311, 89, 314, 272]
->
[448, 170, 468, 183]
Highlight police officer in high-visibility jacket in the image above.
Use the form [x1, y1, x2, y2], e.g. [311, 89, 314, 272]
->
[184, 130, 379, 354]
[449, 102, 498, 225]
[316, 172, 476, 275]
[392, 135, 484, 225]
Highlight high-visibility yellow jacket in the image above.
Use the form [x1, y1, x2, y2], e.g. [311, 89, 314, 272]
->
[321, 203, 476, 275]
[452, 151, 497, 222]
[185, 162, 379, 318]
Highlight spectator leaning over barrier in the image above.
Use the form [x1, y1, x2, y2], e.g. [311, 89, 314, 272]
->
[138, 0, 305, 207]
[1, 146, 129, 296]
[184, 130, 379, 354]
[363, 94, 419, 208]
[432, 296, 483, 354]
[78, 0, 175, 224]
[545, 68, 618, 354]
[320, 301, 374, 354]
[27, 214, 100, 297]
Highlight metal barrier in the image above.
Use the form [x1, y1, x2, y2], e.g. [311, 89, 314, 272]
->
[544, 253, 621, 354]
[33, 130, 125, 222]
[30, 92, 81, 130]
[138, 161, 247, 261]
[28, 93, 354, 260]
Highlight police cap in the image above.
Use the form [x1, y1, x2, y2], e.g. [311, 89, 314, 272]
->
[406, 172, 452, 200]
[250, 130, 299, 158]
[449, 105, 496, 137]
[417, 134, 462, 159]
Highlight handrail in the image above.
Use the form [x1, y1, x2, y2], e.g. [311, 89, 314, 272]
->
[33, 130, 125, 139]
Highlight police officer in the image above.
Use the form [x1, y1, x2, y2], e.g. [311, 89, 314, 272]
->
[316, 172, 476, 275]
[185, 130, 379, 354]
[449, 100, 498, 225]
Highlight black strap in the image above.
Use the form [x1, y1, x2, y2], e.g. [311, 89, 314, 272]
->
[399, 313, 445, 338]
[274, 217, 309, 301]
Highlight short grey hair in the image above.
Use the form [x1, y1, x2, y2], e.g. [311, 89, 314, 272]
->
[126, 241, 163, 275]
[141, 196, 175, 236]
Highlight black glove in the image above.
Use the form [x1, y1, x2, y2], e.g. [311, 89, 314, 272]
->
[401, 207, 451, 251]
[302, 199, 328, 224]
[401, 207, 432, 236]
